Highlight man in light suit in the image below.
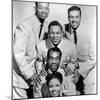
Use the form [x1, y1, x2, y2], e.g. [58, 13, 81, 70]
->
[13, 2, 50, 99]
[34, 47, 62, 97]
[35, 20, 78, 96]
[64, 6, 96, 94]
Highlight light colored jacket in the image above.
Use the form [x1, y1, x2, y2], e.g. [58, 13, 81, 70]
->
[65, 24, 96, 78]
[35, 37, 77, 97]
[13, 15, 49, 88]
[36, 37, 77, 70]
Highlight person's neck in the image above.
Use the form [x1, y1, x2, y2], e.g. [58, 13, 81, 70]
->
[36, 14, 45, 24]
[53, 39, 61, 47]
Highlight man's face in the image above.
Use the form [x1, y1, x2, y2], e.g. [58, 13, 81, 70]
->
[49, 25, 62, 46]
[36, 2, 49, 20]
[49, 78, 61, 97]
[68, 10, 81, 30]
[48, 51, 61, 73]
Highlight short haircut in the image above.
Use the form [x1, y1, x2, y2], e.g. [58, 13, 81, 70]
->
[35, 2, 49, 8]
[48, 20, 63, 32]
[46, 72, 63, 86]
[68, 6, 81, 17]
[47, 47, 62, 59]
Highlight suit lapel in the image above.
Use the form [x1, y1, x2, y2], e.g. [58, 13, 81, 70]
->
[65, 23, 71, 34]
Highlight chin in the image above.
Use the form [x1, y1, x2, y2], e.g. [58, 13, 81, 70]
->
[51, 94, 59, 97]
[53, 43, 59, 46]
[41, 15, 48, 19]
[72, 25, 79, 30]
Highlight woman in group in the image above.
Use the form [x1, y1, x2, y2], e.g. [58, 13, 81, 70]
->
[45, 72, 63, 97]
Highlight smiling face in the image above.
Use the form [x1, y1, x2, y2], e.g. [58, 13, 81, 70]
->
[68, 10, 81, 30]
[49, 25, 62, 46]
[48, 78, 61, 97]
[48, 51, 61, 73]
[36, 2, 49, 20]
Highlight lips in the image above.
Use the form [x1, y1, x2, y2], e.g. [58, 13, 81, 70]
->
[51, 66, 57, 69]
[41, 13, 47, 17]
[51, 92, 59, 97]
[52, 39, 59, 43]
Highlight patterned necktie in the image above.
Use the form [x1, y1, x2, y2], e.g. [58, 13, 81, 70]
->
[39, 23, 43, 39]
[73, 30, 77, 45]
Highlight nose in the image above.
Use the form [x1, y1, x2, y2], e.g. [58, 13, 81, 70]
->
[52, 59, 56, 63]
[73, 17, 76, 22]
[52, 86, 56, 91]
[42, 8, 46, 13]
[53, 33, 57, 38]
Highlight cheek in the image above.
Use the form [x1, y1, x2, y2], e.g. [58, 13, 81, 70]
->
[69, 18, 73, 22]
[45, 10, 49, 14]
[77, 19, 80, 23]
[57, 34, 62, 39]
[37, 9, 42, 15]
[48, 60, 52, 65]
[56, 86, 61, 91]
[49, 34, 53, 39]
[49, 87, 53, 92]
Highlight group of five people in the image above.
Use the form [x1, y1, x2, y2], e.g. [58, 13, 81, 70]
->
[13, 2, 96, 99]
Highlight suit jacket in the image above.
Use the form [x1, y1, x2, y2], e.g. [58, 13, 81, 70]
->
[13, 15, 49, 89]
[35, 37, 77, 97]
[64, 23, 96, 78]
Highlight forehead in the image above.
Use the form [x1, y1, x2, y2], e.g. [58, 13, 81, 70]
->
[50, 25, 61, 32]
[49, 78, 60, 85]
[49, 51, 60, 58]
[36, 2, 49, 7]
[69, 10, 80, 16]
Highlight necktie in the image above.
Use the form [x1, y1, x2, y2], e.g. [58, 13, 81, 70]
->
[39, 23, 43, 39]
[73, 30, 77, 45]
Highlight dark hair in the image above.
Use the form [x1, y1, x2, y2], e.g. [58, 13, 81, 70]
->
[46, 72, 63, 86]
[48, 20, 63, 32]
[47, 47, 62, 59]
[35, 2, 49, 8]
[68, 6, 81, 17]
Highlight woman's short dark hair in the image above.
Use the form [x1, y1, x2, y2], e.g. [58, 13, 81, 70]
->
[46, 72, 63, 86]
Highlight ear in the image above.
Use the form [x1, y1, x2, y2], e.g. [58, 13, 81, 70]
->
[34, 6, 36, 11]
[68, 15, 70, 21]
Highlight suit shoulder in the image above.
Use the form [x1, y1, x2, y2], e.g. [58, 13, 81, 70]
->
[19, 15, 36, 27]
[37, 40, 46, 47]
[62, 37, 76, 47]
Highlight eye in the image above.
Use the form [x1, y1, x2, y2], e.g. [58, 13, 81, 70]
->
[49, 85, 53, 88]
[56, 32, 60, 34]
[56, 84, 60, 87]
[45, 7, 49, 11]
[55, 57, 60, 61]
[50, 32, 54, 35]
[76, 16, 80, 18]
[69, 16, 74, 18]
[38, 6, 43, 9]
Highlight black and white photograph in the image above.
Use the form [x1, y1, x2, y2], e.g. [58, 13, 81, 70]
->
[12, 0, 97, 99]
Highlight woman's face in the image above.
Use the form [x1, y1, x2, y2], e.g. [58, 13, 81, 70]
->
[48, 78, 61, 97]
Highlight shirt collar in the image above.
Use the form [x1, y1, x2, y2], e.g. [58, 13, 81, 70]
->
[35, 14, 47, 26]
[70, 24, 81, 34]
